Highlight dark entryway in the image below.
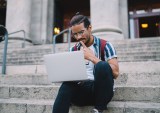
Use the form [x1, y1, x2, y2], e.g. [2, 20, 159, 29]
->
[139, 16, 160, 38]
[54, 0, 90, 43]
[0, 0, 7, 42]
[0, 0, 7, 26]
[128, 0, 160, 38]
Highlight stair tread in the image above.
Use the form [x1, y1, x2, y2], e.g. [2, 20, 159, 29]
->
[0, 98, 160, 108]
[0, 84, 160, 87]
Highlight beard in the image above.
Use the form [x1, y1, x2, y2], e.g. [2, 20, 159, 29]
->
[77, 35, 91, 47]
[78, 37, 90, 45]
[84, 37, 90, 46]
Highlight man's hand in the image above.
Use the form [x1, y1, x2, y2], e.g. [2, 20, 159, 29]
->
[80, 41, 101, 64]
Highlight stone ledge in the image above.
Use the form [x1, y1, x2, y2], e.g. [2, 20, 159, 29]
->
[0, 61, 160, 74]
[0, 99, 160, 113]
[0, 85, 160, 102]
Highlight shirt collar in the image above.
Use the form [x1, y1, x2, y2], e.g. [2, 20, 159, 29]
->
[93, 35, 98, 46]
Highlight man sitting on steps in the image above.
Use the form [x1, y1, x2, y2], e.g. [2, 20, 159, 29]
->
[52, 12, 119, 113]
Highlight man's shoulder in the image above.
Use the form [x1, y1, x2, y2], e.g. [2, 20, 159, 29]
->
[93, 36, 108, 43]
[94, 36, 115, 49]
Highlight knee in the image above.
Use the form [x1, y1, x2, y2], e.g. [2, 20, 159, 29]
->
[58, 82, 73, 96]
[95, 61, 112, 74]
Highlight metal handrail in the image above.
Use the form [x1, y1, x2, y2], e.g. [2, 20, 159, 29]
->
[0, 25, 8, 75]
[53, 28, 71, 53]
[8, 30, 26, 48]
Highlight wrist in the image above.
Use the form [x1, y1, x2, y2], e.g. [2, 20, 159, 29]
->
[89, 56, 101, 64]
[89, 57, 94, 62]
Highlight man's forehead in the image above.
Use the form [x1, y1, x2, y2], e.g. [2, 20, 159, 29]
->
[72, 22, 84, 28]
[71, 23, 85, 32]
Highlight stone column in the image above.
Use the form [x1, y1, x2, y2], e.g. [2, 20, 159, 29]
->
[6, 0, 32, 42]
[90, 0, 124, 40]
[30, 0, 53, 44]
[119, 0, 129, 39]
[6, 0, 54, 45]
[46, 0, 54, 44]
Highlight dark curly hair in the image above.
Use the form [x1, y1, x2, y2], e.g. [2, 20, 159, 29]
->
[69, 12, 90, 28]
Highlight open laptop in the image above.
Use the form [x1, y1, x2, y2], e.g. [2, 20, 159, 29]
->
[44, 51, 89, 83]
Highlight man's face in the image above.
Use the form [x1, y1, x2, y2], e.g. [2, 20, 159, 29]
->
[71, 23, 91, 46]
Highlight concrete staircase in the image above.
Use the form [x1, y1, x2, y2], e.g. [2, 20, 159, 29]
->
[1, 37, 160, 65]
[0, 37, 160, 113]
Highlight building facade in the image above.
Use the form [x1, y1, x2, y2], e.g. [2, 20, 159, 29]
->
[0, 0, 160, 45]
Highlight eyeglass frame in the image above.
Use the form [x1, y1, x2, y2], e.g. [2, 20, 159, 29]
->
[72, 28, 88, 39]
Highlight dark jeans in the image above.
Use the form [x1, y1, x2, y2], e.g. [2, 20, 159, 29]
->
[52, 61, 114, 113]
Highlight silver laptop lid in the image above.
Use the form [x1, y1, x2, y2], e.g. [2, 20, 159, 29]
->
[44, 51, 88, 82]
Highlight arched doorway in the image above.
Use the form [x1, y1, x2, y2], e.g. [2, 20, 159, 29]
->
[128, 0, 160, 38]
[54, 0, 90, 43]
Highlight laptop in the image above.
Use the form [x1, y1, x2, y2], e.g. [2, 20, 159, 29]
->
[44, 51, 89, 83]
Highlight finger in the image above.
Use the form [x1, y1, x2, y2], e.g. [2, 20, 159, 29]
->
[80, 46, 83, 51]
[80, 41, 87, 48]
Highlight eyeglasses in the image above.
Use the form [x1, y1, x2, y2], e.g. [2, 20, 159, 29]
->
[72, 30, 86, 38]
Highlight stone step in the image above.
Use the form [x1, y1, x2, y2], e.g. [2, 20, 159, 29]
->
[1, 49, 160, 61]
[0, 65, 47, 75]
[115, 45, 160, 51]
[2, 53, 159, 62]
[118, 55, 160, 62]
[113, 42, 160, 47]
[1, 38, 160, 54]
[0, 99, 159, 113]
[1, 52, 160, 65]
[116, 47, 160, 52]
[116, 72, 160, 86]
[0, 98, 53, 113]
[3, 51, 159, 58]
[4, 61, 160, 74]
[111, 37, 160, 44]
[0, 61, 160, 85]
[0, 37, 160, 52]
[119, 61, 160, 73]
[0, 85, 160, 102]
[117, 50, 160, 54]
[0, 41, 33, 49]
[0, 85, 58, 100]
[0, 74, 50, 85]
[1, 37, 159, 49]
[1, 48, 160, 58]
[1, 42, 160, 54]
[0, 72, 160, 86]
[72, 101, 160, 113]
[0, 40, 160, 63]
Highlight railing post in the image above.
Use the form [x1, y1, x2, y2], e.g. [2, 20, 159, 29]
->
[53, 28, 72, 53]
[0, 25, 8, 75]
[8, 30, 26, 48]
[53, 35, 57, 53]
[22, 30, 26, 48]
[68, 28, 71, 51]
